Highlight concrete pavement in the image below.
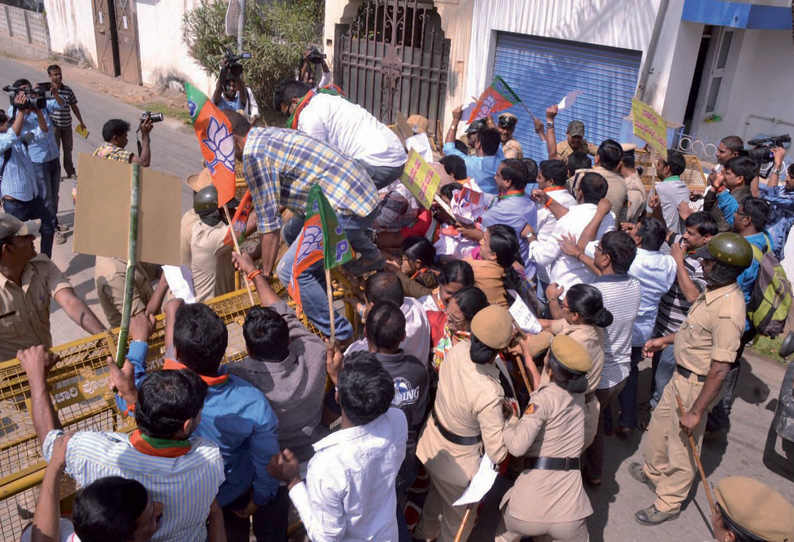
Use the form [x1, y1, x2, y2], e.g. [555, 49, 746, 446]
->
[0, 54, 201, 342]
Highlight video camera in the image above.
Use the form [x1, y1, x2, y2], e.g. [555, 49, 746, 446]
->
[305, 46, 326, 65]
[747, 134, 791, 164]
[140, 111, 164, 123]
[2, 83, 49, 110]
[222, 47, 251, 79]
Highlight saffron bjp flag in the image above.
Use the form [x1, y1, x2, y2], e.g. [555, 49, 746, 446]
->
[223, 189, 253, 247]
[288, 185, 353, 307]
[185, 82, 237, 206]
[467, 76, 521, 124]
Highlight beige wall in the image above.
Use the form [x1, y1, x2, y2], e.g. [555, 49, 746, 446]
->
[45, 0, 98, 65]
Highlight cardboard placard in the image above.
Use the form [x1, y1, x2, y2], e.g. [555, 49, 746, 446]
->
[399, 149, 442, 210]
[631, 99, 668, 160]
[74, 154, 182, 266]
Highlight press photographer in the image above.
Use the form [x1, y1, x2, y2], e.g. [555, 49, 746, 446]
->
[4, 79, 62, 245]
[212, 48, 259, 124]
[0, 91, 56, 257]
[298, 46, 331, 88]
[747, 133, 790, 179]
[93, 113, 159, 166]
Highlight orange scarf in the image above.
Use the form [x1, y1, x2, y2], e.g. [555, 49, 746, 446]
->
[163, 359, 229, 386]
[129, 430, 191, 458]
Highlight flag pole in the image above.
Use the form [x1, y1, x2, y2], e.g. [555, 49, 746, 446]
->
[222, 203, 256, 305]
[325, 268, 336, 342]
[115, 163, 140, 367]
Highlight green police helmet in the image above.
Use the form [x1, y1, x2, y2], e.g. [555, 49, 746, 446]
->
[705, 232, 754, 269]
[193, 185, 219, 213]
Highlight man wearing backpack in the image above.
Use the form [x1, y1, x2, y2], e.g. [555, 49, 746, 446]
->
[707, 198, 775, 435]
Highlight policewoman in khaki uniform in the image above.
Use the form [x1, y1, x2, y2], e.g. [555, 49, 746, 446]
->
[495, 334, 593, 542]
[631, 233, 752, 525]
[711, 476, 794, 542]
[414, 305, 514, 542]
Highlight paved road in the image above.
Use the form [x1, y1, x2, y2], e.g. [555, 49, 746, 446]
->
[0, 54, 201, 342]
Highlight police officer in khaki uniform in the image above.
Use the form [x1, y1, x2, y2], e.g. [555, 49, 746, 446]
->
[0, 213, 104, 361]
[630, 232, 752, 525]
[414, 305, 514, 542]
[495, 334, 593, 542]
[541, 105, 598, 163]
[94, 256, 157, 328]
[620, 143, 647, 224]
[492, 113, 523, 159]
[711, 476, 794, 542]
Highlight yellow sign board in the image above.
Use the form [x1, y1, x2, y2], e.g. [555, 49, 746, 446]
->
[399, 149, 442, 210]
[631, 99, 668, 160]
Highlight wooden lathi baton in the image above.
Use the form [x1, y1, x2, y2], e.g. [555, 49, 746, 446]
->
[675, 392, 716, 513]
[509, 315, 533, 395]
[115, 163, 140, 366]
[222, 204, 255, 305]
[453, 505, 474, 542]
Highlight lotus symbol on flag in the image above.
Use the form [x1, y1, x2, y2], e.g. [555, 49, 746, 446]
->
[202, 117, 235, 175]
[477, 95, 496, 119]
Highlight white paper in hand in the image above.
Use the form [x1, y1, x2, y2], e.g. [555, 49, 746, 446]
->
[461, 101, 477, 122]
[163, 265, 196, 304]
[509, 295, 542, 334]
[557, 90, 583, 110]
[453, 455, 498, 506]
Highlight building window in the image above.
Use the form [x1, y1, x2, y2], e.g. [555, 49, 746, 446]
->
[704, 29, 733, 114]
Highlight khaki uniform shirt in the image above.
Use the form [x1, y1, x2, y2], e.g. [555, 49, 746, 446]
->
[574, 166, 628, 222]
[549, 319, 604, 394]
[625, 172, 647, 224]
[503, 139, 524, 160]
[184, 218, 235, 303]
[501, 382, 593, 523]
[556, 139, 597, 163]
[466, 258, 508, 308]
[94, 256, 154, 328]
[417, 340, 508, 487]
[674, 283, 745, 376]
[180, 209, 201, 267]
[0, 255, 71, 361]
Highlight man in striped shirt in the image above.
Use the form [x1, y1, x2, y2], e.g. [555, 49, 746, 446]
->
[223, 110, 380, 341]
[648, 212, 715, 408]
[47, 65, 86, 179]
[18, 315, 226, 542]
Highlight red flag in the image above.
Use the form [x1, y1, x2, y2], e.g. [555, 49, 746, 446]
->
[223, 190, 253, 247]
[186, 83, 237, 206]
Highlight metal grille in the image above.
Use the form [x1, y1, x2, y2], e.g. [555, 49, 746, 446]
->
[635, 150, 709, 195]
[0, 279, 334, 541]
[336, 0, 450, 128]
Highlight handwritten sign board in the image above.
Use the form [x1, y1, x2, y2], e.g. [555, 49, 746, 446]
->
[399, 149, 442, 210]
[631, 99, 668, 160]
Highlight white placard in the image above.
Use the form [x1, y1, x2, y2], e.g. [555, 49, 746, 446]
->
[557, 90, 583, 110]
[453, 455, 498, 506]
[509, 295, 542, 334]
[163, 265, 196, 304]
[405, 133, 434, 163]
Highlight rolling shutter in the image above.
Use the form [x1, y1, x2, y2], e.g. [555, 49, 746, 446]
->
[492, 32, 642, 162]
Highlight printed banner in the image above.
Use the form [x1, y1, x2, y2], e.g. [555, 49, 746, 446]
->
[185, 82, 237, 206]
[399, 149, 442, 210]
[467, 76, 521, 124]
[631, 98, 668, 160]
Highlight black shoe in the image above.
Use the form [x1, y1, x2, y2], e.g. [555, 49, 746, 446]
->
[628, 462, 655, 493]
[635, 505, 679, 525]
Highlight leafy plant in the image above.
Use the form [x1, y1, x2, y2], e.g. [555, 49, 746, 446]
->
[182, 0, 324, 117]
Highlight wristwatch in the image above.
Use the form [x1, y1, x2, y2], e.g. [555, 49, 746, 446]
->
[771, 166, 784, 176]
[546, 121, 554, 129]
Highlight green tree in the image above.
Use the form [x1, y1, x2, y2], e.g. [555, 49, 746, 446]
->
[182, 0, 324, 121]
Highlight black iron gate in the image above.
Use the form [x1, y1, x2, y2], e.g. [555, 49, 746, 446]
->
[335, 0, 450, 129]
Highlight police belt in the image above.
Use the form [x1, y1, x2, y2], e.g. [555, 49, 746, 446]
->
[431, 409, 482, 446]
[524, 456, 580, 471]
[676, 365, 707, 383]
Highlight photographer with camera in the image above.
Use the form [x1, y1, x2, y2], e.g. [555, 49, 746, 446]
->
[759, 146, 794, 260]
[212, 51, 259, 124]
[6, 79, 63, 245]
[93, 116, 155, 166]
[299, 46, 331, 88]
[0, 91, 56, 257]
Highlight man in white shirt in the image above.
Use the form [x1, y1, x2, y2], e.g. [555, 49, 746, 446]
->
[614, 217, 678, 435]
[273, 79, 407, 190]
[525, 172, 615, 298]
[651, 149, 690, 235]
[525, 159, 577, 298]
[345, 271, 432, 366]
[268, 351, 407, 542]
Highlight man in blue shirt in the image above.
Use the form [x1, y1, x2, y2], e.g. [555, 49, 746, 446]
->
[125, 300, 282, 542]
[9, 79, 62, 243]
[468, 158, 538, 276]
[759, 152, 794, 260]
[0, 93, 56, 256]
[443, 105, 504, 194]
[708, 197, 773, 435]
